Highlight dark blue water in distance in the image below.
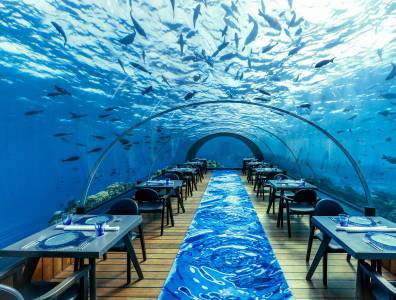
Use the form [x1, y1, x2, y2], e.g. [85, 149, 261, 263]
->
[0, 0, 395, 248]
[160, 171, 292, 299]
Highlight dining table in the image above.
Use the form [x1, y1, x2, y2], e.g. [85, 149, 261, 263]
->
[267, 179, 317, 226]
[0, 215, 143, 300]
[306, 216, 396, 299]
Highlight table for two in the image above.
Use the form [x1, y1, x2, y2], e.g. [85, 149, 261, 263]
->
[0, 215, 143, 300]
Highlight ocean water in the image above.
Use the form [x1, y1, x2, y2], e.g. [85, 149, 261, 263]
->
[0, 0, 395, 246]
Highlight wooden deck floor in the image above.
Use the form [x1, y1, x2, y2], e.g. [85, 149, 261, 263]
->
[58, 172, 361, 299]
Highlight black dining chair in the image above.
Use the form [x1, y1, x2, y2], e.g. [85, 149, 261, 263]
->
[306, 199, 351, 285]
[284, 189, 317, 238]
[106, 199, 146, 284]
[266, 173, 294, 214]
[135, 188, 171, 236]
[0, 265, 90, 300]
[170, 171, 192, 198]
[357, 261, 396, 299]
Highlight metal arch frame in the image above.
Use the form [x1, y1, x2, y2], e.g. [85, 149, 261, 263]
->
[185, 132, 265, 161]
[81, 100, 371, 205]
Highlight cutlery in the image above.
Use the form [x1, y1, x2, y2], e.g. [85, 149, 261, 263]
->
[21, 236, 45, 249]
[78, 236, 95, 251]
[363, 238, 383, 252]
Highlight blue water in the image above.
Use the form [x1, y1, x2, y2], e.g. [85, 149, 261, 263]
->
[160, 171, 291, 299]
[0, 0, 395, 247]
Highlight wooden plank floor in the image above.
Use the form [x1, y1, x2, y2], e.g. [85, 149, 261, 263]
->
[57, 172, 371, 299]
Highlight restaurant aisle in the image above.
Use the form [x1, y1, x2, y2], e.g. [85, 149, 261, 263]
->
[160, 170, 291, 299]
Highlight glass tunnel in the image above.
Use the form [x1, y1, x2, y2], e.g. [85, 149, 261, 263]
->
[0, 0, 395, 299]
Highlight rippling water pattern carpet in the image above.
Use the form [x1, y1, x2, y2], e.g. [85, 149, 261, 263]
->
[159, 170, 292, 299]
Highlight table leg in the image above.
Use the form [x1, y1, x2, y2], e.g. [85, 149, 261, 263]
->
[276, 190, 285, 228]
[178, 187, 185, 213]
[89, 258, 96, 300]
[20, 257, 40, 286]
[306, 234, 331, 281]
[123, 234, 144, 280]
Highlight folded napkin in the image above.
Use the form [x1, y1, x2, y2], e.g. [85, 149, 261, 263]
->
[336, 226, 396, 232]
[56, 225, 120, 231]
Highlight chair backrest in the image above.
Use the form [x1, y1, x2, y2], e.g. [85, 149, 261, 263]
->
[163, 173, 179, 180]
[293, 189, 317, 204]
[135, 188, 160, 204]
[170, 171, 185, 180]
[274, 173, 289, 180]
[313, 199, 344, 216]
[0, 284, 24, 300]
[107, 198, 139, 215]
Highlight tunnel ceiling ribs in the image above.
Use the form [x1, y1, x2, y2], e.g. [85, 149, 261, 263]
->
[81, 100, 371, 206]
[185, 132, 265, 162]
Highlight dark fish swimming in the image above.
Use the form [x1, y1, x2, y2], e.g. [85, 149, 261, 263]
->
[288, 44, 304, 56]
[258, 88, 270, 96]
[142, 85, 153, 95]
[51, 21, 67, 46]
[70, 112, 87, 119]
[119, 32, 136, 45]
[130, 12, 147, 38]
[315, 58, 335, 68]
[221, 25, 228, 37]
[119, 138, 130, 145]
[178, 33, 186, 56]
[53, 133, 72, 137]
[61, 156, 80, 162]
[244, 15, 258, 46]
[234, 32, 239, 50]
[298, 103, 312, 109]
[141, 50, 146, 64]
[262, 41, 278, 53]
[92, 135, 105, 140]
[224, 18, 239, 31]
[258, 11, 282, 31]
[185, 91, 197, 100]
[87, 147, 103, 154]
[98, 113, 111, 118]
[385, 63, 396, 80]
[25, 110, 44, 116]
[193, 4, 201, 28]
[170, 0, 176, 17]
[104, 106, 119, 111]
[162, 75, 172, 87]
[381, 93, 396, 99]
[219, 52, 237, 61]
[131, 62, 151, 75]
[382, 155, 396, 164]
[212, 40, 229, 57]
[118, 58, 127, 74]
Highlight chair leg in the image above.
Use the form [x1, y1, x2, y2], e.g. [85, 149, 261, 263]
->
[346, 254, 351, 262]
[160, 207, 165, 236]
[103, 253, 108, 261]
[138, 225, 147, 261]
[166, 205, 169, 225]
[127, 252, 131, 284]
[306, 225, 315, 262]
[323, 251, 328, 286]
[286, 201, 292, 238]
[74, 258, 79, 271]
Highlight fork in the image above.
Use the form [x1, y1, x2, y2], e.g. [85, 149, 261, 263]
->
[363, 238, 384, 252]
[77, 236, 95, 251]
[21, 236, 45, 249]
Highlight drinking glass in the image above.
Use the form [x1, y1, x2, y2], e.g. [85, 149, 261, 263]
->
[95, 222, 105, 237]
[338, 214, 349, 227]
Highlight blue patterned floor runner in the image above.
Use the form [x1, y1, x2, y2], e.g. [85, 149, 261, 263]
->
[159, 170, 292, 299]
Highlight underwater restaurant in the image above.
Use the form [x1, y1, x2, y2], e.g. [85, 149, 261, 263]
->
[0, 0, 396, 299]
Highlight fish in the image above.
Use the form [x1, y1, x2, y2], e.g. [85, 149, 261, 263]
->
[53, 133, 72, 137]
[288, 44, 303, 56]
[262, 42, 278, 53]
[298, 103, 311, 109]
[295, 27, 302, 35]
[247, 57, 252, 69]
[61, 156, 80, 162]
[118, 58, 127, 74]
[92, 135, 105, 140]
[177, 33, 186, 56]
[193, 74, 201, 82]
[104, 106, 119, 111]
[98, 113, 111, 118]
[259, 10, 282, 31]
[109, 118, 121, 122]
[87, 147, 103, 154]
[221, 3, 233, 17]
[254, 97, 271, 102]
[184, 91, 197, 100]
[170, 0, 175, 17]
[212, 40, 229, 57]
[385, 63, 396, 80]
[377, 48, 383, 61]
[161, 75, 172, 87]
[24, 110, 44, 116]
[244, 15, 258, 46]
[224, 62, 235, 72]
[130, 62, 151, 74]
[382, 155, 396, 164]
[234, 33, 239, 50]
[288, 0, 293, 8]
[193, 4, 201, 28]
[239, 71, 244, 80]
[315, 58, 335, 68]
[142, 85, 153, 95]
[221, 25, 228, 37]
[224, 18, 239, 31]
[119, 138, 130, 145]
[347, 114, 357, 120]
[381, 93, 396, 99]
[51, 21, 67, 46]
[386, 137, 392, 142]
[141, 50, 146, 64]
[119, 32, 136, 45]
[70, 112, 87, 119]
[130, 12, 147, 38]
[258, 89, 270, 96]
